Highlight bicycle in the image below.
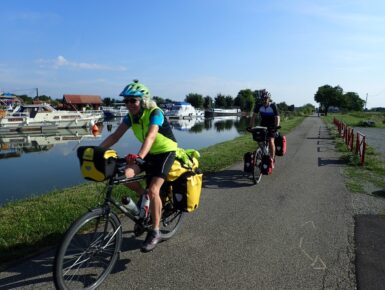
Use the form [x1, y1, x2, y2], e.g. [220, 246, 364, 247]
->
[246, 126, 280, 184]
[53, 156, 184, 290]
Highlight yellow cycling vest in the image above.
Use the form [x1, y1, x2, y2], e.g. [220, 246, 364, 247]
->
[129, 107, 178, 154]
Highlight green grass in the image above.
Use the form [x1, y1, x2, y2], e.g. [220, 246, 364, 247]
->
[0, 115, 305, 267]
[323, 111, 385, 128]
[323, 118, 385, 194]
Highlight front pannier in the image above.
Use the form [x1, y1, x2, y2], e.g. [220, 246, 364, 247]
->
[77, 146, 118, 182]
[243, 152, 255, 173]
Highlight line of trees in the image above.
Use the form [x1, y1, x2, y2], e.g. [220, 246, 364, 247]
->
[314, 85, 365, 115]
[151, 89, 302, 114]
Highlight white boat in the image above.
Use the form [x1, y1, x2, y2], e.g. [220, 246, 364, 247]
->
[0, 103, 102, 132]
[204, 108, 242, 117]
[102, 103, 128, 118]
[165, 102, 199, 119]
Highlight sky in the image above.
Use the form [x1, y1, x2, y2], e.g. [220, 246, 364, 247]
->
[1, 0, 384, 108]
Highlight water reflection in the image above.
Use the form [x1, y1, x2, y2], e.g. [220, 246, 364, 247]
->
[169, 116, 249, 134]
[0, 116, 250, 204]
[0, 128, 101, 160]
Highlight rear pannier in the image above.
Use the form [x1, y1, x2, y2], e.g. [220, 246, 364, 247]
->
[77, 146, 117, 182]
[275, 133, 287, 156]
[166, 149, 203, 213]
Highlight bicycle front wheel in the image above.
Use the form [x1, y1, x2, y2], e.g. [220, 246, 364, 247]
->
[53, 208, 122, 290]
[252, 149, 263, 184]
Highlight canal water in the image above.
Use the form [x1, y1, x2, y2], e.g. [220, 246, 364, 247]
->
[0, 116, 248, 205]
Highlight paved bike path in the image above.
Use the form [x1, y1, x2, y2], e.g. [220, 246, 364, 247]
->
[0, 116, 382, 289]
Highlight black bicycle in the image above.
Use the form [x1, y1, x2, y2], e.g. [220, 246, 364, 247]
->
[246, 126, 280, 184]
[53, 157, 184, 290]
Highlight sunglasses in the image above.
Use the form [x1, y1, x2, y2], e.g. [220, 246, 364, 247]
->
[124, 98, 140, 104]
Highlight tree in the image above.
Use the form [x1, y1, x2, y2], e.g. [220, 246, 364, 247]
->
[103, 97, 112, 106]
[224, 95, 234, 108]
[203, 96, 213, 109]
[277, 102, 289, 112]
[314, 85, 343, 115]
[17, 94, 33, 104]
[235, 89, 254, 112]
[185, 93, 204, 108]
[214, 94, 227, 108]
[153, 96, 166, 106]
[342, 92, 365, 111]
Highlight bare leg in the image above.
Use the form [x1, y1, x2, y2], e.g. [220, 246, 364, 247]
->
[147, 176, 165, 230]
[269, 137, 276, 159]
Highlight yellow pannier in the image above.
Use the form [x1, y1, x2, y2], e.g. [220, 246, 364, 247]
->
[166, 149, 203, 212]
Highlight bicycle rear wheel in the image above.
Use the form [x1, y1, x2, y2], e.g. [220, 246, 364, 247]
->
[53, 208, 122, 290]
[159, 194, 184, 240]
[252, 149, 263, 184]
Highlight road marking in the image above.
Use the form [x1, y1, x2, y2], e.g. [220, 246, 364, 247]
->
[299, 221, 327, 270]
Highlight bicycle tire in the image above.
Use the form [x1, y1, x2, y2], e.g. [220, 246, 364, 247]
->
[159, 196, 185, 240]
[252, 149, 263, 184]
[53, 208, 122, 290]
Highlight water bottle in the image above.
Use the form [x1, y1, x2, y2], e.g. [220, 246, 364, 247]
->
[139, 193, 150, 219]
[121, 197, 139, 216]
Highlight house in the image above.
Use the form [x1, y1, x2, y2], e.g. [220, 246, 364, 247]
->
[62, 94, 102, 111]
[0, 92, 22, 110]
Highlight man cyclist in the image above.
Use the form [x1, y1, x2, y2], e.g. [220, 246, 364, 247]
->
[100, 80, 177, 252]
[248, 89, 280, 168]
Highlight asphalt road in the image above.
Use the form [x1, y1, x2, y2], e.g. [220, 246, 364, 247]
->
[2, 116, 381, 289]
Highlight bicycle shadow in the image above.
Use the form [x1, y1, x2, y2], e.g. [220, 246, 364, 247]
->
[203, 169, 255, 189]
[0, 248, 56, 289]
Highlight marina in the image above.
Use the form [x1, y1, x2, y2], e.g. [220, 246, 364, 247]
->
[0, 116, 246, 205]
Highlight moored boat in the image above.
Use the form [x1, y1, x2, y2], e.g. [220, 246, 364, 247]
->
[101, 103, 128, 118]
[204, 108, 242, 117]
[165, 102, 199, 119]
[0, 103, 102, 132]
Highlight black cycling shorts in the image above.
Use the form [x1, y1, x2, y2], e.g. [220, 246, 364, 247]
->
[140, 151, 176, 179]
[267, 127, 277, 138]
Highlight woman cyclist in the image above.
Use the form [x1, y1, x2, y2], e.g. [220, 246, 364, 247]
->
[100, 80, 177, 252]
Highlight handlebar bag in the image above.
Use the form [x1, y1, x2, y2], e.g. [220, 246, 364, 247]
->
[77, 146, 117, 182]
[252, 128, 267, 142]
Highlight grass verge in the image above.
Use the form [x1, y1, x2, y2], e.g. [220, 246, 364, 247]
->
[322, 117, 385, 195]
[0, 116, 305, 268]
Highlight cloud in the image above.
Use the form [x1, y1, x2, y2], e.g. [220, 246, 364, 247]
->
[37, 56, 127, 72]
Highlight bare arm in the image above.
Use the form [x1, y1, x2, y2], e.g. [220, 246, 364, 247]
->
[275, 115, 280, 127]
[99, 122, 128, 149]
[137, 124, 159, 158]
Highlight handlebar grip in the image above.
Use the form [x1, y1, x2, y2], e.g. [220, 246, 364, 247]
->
[135, 158, 145, 166]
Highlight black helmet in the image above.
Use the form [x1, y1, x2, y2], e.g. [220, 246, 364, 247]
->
[261, 89, 271, 99]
